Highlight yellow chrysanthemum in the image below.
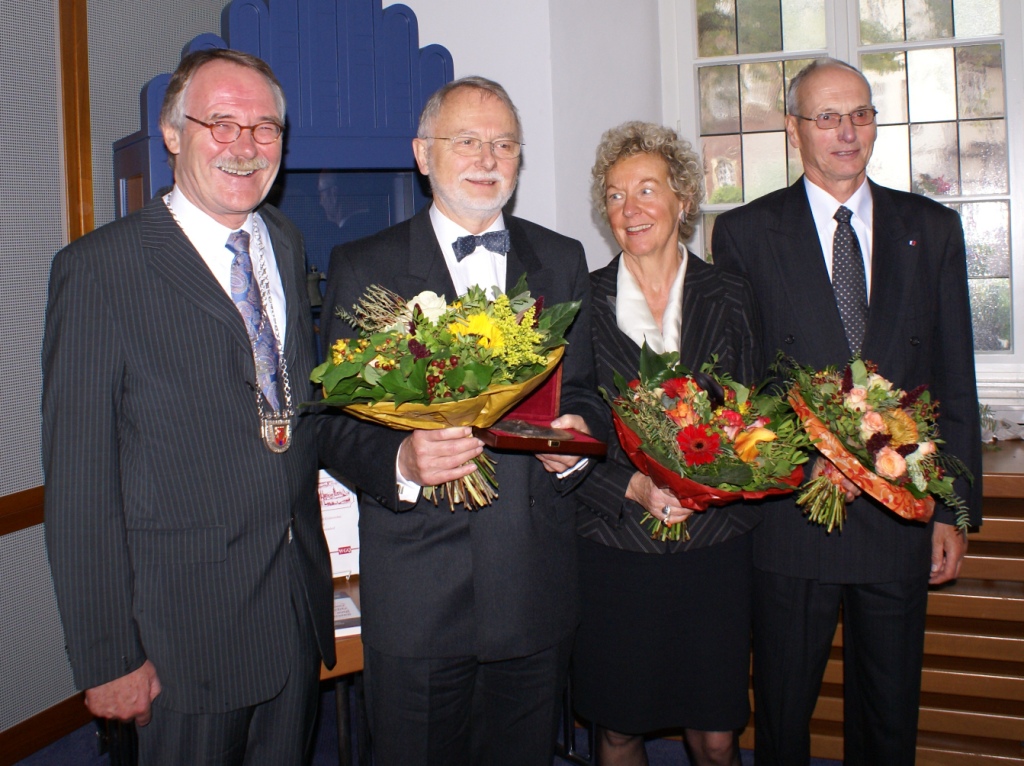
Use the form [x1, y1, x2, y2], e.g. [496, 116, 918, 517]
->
[882, 408, 919, 446]
[449, 312, 503, 348]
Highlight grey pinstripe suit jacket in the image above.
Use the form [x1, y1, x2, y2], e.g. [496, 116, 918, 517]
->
[42, 197, 335, 713]
[317, 207, 606, 662]
[575, 251, 764, 553]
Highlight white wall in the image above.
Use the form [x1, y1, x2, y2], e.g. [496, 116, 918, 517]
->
[391, 0, 663, 270]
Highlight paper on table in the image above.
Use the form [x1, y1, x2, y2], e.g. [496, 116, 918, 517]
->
[318, 469, 360, 578]
[334, 593, 361, 637]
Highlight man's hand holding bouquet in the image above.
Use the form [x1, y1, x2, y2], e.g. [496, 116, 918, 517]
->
[785, 357, 973, 533]
[311, 275, 580, 510]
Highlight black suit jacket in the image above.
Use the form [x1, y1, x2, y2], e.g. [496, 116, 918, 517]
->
[42, 197, 335, 712]
[576, 252, 763, 553]
[317, 207, 605, 661]
[712, 178, 982, 583]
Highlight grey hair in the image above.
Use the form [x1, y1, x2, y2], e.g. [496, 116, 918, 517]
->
[786, 58, 872, 116]
[591, 121, 704, 244]
[416, 76, 523, 142]
[160, 48, 286, 133]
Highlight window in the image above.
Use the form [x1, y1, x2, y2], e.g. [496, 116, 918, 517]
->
[662, 0, 1024, 404]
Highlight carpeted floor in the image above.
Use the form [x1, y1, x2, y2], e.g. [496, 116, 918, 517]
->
[16, 684, 842, 765]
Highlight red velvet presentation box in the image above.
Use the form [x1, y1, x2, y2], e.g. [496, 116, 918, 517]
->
[473, 366, 607, 456]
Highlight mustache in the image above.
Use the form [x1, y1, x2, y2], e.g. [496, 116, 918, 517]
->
[459, 171, 507, 184]
[215, 156, 271, 174]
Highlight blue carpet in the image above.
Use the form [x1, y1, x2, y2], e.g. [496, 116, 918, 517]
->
[16, 684, 842, 765]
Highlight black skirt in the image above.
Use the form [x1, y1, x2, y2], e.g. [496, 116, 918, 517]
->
[571, 533, 753, 734]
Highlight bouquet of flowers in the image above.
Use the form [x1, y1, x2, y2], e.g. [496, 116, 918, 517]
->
[311, 275, 580, 510]
[785, 357, 973, 533]
[607, 345, 809, 541]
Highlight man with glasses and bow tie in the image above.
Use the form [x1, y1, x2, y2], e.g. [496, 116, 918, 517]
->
[712, 58, 982, 766]
[43, 48, 334, 764]
[318, 76, 603, 766]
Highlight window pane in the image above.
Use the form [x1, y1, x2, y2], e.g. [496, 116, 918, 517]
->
[698, 0, 738, 57]
[860, 0, 905, 44]
[867, 124, 911, 191]
[906, 0, 953, 40]
[702, 213, 719, 262]
[953, 0, 1002, 37]
[704, 135, 744, 203]
[783, 58, 818, 109]
[787, 141, 804, 185]
[742, 132, 789, 200]
[700, 66, 741, 135]
[911, 122, 960, 195]
[741, 62, 785, 132]
[959, 119, 1008, 194]
[970, 278, 1011, 351]
[956, 44, 1004, 120]
[908, 48, 957, 122]
[961, 201, 1010, 277]
[737, 0, 782, 54]
[781, 0, 826, 51]
[862, 52, 908, 124]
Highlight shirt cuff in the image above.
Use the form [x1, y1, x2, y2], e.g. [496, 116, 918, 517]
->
[395, 454, 422, 503]
[557, 457, 588, 479]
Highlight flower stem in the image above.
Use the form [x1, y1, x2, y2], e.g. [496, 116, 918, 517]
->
[796, 475, 847, 533]
[423, 453, 500, 511]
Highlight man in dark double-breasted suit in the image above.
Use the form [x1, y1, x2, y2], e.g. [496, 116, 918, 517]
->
[317, 77, 603, 766]
[43, 49, 334, 765]
[712, 58, 982, 766]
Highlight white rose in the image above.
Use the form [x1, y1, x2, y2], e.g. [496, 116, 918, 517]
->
[408, 291, 448, 322]
[866, 373, 893, 393]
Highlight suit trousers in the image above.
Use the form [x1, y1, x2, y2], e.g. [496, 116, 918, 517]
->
[136, 584, 322, 766]
[363, 634, 574, 766]
[752, 569, 928, 766]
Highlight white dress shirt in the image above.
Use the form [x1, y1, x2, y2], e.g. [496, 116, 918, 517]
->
[165, 186, 287, 340]
[615, 250, 687, 354]
[429, 204, 507, 299]
[803, 176, 874, 299]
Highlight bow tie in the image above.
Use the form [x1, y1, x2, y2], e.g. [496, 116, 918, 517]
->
[452, 230, 510, 261]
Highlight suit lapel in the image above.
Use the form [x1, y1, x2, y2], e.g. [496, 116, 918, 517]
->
[262, 209, 303, 365]
[765, 180, 852, 356]
[863, 182, 917, 361]
[140, 198, 251, 354]
[407, 207, 459, 298]
[505, 218, 546, 294]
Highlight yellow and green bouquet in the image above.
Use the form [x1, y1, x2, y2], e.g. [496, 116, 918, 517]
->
[311, 275, 580, 509]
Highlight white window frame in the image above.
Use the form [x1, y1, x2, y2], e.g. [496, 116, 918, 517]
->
[660, 0, 1024, 409]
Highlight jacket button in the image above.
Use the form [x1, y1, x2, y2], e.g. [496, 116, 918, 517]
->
[529, 496, 536, 508]
[784, 334, 795, 345]
[910, 336, 920, 346]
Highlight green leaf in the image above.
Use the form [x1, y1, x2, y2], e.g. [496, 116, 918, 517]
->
[537, 301, 581, 344]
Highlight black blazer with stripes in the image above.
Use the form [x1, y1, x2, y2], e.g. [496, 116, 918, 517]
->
[576, 251, 763, 553]
[42, 197, 335, 712]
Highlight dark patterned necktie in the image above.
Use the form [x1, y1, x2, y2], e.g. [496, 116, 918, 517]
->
[832, 206, 868, 355]
[452, 229, 510, 261]
[226, 229, 282, 411]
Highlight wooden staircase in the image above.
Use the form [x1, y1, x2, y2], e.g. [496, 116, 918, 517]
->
[740, 449, 1024, 764]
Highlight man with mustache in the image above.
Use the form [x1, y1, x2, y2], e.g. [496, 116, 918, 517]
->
[42, 49, 334, 764]
[318, 76, 604, 766]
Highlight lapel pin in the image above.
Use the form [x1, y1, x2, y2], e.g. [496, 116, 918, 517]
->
[909, 240, 917, 246]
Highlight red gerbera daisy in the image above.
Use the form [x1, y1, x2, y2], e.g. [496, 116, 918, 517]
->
[676, 424, 721, 466]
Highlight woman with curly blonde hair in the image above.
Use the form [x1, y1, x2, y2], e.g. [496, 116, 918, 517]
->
[572, 122, 762, 766]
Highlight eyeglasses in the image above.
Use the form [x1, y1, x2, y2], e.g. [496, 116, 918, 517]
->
[426, 135, 523, 159]
[185, 115, 284, 144]
[792, 109, 878, 130]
